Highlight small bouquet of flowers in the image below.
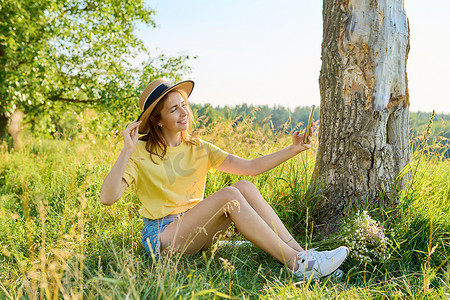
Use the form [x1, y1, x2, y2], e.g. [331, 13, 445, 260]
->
[340, 211, 393, 263]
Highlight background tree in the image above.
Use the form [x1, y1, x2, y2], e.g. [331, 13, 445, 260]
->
[0, 0, 191, 148]
[311, 0, 411, 226]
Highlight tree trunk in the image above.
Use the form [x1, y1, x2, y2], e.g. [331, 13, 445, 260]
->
[0, 113, 7, 141]
[8, 110, 25, 150]
[311, 0, 410, 227]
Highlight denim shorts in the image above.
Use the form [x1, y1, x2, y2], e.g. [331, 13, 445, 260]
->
[141, 213, 184, 258]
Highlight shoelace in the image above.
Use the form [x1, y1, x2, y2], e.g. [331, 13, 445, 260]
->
[296, 248, 320, 264]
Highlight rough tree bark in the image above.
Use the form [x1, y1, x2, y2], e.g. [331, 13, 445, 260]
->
[311, 0, 411, 226]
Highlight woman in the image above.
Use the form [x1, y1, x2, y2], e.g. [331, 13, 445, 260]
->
[100, 79, 348, 281]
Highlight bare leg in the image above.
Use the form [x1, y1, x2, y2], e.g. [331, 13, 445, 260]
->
[232, 180, 303, 252]
[159, 186, 299, 270]
[186, 180, 303, 252]
[201, 218, 232, 250]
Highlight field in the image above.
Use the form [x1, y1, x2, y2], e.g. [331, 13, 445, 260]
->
[0, 114, 449, 299]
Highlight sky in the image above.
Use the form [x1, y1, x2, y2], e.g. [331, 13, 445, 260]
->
[138, 0, 450, 114]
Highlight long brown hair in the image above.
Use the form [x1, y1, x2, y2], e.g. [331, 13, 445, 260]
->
[139, 90, 197, 163]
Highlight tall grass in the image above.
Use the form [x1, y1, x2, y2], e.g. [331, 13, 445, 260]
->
[0, 112, 449, 299]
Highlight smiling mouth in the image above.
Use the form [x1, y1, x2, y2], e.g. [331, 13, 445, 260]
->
[178, 118, 188, 124]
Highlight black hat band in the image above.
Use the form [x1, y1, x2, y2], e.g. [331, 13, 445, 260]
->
[143, 83, 170, 112]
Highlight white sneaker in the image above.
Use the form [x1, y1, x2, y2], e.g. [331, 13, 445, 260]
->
[291, 246, 349, 281]
[330, 269, 344, 280]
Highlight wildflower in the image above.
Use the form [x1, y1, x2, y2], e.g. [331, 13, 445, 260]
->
[340, 211, 392, 263]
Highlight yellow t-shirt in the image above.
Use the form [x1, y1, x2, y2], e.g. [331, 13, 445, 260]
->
[123, 139, 229, 220]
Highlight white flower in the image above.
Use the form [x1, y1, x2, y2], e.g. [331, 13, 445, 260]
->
[340, 210, 392, 263]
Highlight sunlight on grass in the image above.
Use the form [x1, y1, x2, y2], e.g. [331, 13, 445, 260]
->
[0, 113, 449, 299]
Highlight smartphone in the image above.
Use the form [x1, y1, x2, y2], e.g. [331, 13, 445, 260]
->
[304, 105, 315, 143]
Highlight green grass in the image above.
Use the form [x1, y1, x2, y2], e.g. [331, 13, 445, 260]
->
[0, 116, 449, 299]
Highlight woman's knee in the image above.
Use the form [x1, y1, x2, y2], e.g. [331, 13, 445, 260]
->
[217, 186, 242, 199]
[215, 186, 246, 211]
[232, 180, 257, 195]
[232, 180, 256, 190]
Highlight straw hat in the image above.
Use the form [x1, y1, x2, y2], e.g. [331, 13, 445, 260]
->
[137, 79, 194, 134]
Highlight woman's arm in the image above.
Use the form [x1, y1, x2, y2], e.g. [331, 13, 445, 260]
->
[100, 120, 141, 205]
[216, 129, 312, 176]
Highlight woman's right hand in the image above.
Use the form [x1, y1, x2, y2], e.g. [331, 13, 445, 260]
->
[122, 120, 142, 153]
[101, 121, 140, 206]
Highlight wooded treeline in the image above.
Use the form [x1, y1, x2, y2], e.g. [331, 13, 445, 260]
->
[193, 103, 448, 134]
[191, 103, 320, 133]
[190, 104, 449, 157]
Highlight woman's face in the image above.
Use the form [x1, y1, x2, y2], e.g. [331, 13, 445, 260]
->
[158, 91, 189, 136]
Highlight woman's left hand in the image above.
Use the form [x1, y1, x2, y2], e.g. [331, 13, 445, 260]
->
[291, 125, 313, 154]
